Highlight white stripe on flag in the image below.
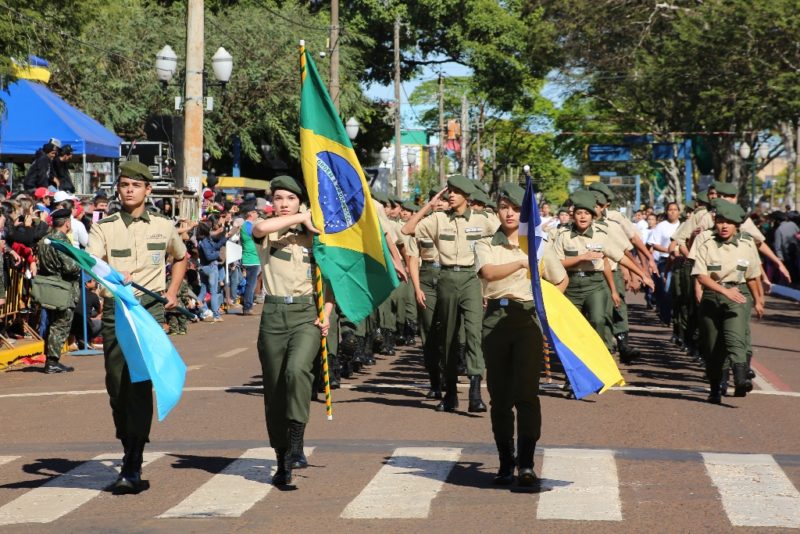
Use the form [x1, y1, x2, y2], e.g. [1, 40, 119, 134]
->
[537, 448, 622, 521]
[0, 452, 164, 525]
[340, 447, 461, 519]
[702, 452, 800, 528]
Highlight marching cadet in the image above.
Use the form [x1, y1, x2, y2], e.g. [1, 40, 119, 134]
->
[470, 188, 501, 232]
[475, 183, 565, 487]
[589, 183, 655, 361]
[399, 200, 420, 345]
[402, 175, 495, 413]
[371, 190, 401, 355]
[407, 188, 446, 399]
[552, 191, 653, 352]
[691, 200, 764, 403]
[251, 176, 334, 486]
[36, 208, 81, 374]
[87, 161, 188, 494]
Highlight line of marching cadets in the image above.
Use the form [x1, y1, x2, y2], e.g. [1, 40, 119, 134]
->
[85, 161, 781, 496]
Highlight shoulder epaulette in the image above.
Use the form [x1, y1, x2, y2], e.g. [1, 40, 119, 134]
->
[594, 226, 608, 235]
[97, 214, 120, 224]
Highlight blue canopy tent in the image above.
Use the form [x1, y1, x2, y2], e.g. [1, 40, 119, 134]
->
[0, 79, 122, 158]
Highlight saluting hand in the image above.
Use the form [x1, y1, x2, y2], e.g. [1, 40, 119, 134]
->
[301, 211, 321, 235]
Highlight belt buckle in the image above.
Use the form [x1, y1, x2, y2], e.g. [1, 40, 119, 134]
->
[453, 266, 461, 272]
[432, 262, 441, 269]
[499, 298, 509, 307]
[577, 271, 586, 277]
[283, 296, 294, 304]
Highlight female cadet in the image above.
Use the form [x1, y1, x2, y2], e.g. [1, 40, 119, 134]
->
[691, 201, 764, 404]
[552, 190, 653, 350]
[475, 183, 566, 487]
[251, 176, 333, 486]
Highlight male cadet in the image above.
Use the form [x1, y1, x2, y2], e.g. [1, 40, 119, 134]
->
[407, 188, 445, 398]
[36, 208, 81, 374]
[87, 161, 188, 494]
[402, 175, 495, 413]
[398, 200, 420, 345]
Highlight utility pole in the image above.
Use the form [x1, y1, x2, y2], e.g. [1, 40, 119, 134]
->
[183, 0, 204, 192]
[475, 113, 483, 184]
[438, 73, 445, 186]
[460, 94, 469, 176]
[793, 119, 800, 209]
[393, 15, 402, 197]
[329, 0, 340, 110]
[492, 131, 497, 186]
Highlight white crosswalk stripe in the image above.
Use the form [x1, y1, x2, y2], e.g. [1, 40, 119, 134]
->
[537, 448, 622, 521]
[158, 447, 314, 519]
[0, 452, 165, 525]
[0, 456, 19, 468]
[340, 446, 462, 519]
[702, 452, 800, 528]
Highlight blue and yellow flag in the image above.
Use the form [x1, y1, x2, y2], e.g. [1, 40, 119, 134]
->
[519, 178, 624, 399]
[299, 42, 399, 323]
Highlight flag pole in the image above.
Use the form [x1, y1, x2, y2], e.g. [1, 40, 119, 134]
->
[314, 265, 333, 420]
[129, 281, 196, 320]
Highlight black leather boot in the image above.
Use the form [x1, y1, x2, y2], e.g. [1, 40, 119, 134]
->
[616, 333, 640, 364]
[426, 370, 442, 400]
[707, 380, 722, 404]
[435, 378, 459, 412]
[719, 367, 730, 397]
[456, 344, 467, 376]
[516, 436, 538, 487]
[404, 320, 418, 346]
[328, 354, 341, 390]
[372, 328, 385, 355]
[746, 352, 756, 379]
[384, 330, 396, 355]
[732, 363, 752, 397]
[288, 420, 308, 469]
[272, 448, 292, 485]
[467, 375, 487, 412]
[394, 328, 406, 347]
[360, 334, 375, 366]
[494, 439, 516, 485]
[113, 438, 148, 494]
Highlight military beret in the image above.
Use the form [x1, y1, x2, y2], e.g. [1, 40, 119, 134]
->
[447, 174, 475, 197]
[710, 180, 723, 191]
[428, 185, 444, 200]
[371, 189, 389, 205]
[49, 208, 72, 220]
[712, 199, 746, 224]
[499, 183, 525, 208]
[570, 190, 598, 214]
[401, 200, 419, 213]
[270, 175, 303, 197]
[557, 206, 570, 215]
[685, 200, 696, 210]
[119, 160, 154, 182]
[592, 190, 609, 205]
[471, 188, 490, 205]
[696, 191, 710, 205]
[714, 181, 738, 196]
[588, 182, 615, 202]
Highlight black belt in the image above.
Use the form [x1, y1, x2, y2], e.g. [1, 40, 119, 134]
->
[567, 271, 603, 278]
[440, 265, 475, 272]
[264, 295, 315, 305]
[486, 298, 534, 312]
[719, 281, 746, 289]
[421, 260, 441, 269]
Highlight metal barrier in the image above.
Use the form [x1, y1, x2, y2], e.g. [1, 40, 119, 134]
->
[0, 265, 45, 369]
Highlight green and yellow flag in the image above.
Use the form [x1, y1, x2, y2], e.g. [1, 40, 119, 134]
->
[299, 42, 399, 323]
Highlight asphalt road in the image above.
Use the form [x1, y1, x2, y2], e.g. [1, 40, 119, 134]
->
[1, 293, 799, 533]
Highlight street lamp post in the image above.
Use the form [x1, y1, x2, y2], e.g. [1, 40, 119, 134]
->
[345, 117, 360, 141]
[739, 141, 770, 211]
[406, 148, 418, 195]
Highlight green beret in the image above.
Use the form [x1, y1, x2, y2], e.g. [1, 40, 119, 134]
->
[447, 174, 475, 197]
[557, 206, 570, 215]
[49, 207, 73, 220]
[428, 185, 444, 200]
[685, 200, 696, 210]
[592, 190, 609, 205]
[270, 175, 303, 197]
[471, 188, 489, 205]
[570, 190, 598, 214]
[401, 200, 419, 213]
[498, 183, 525, 208]
[696, 191, 710, 205]
[712, 199, 746, 224]
[714, 181, 738, 196]
[710, 180, 723, 191]
[119, 160, 153, 182]
[371, 189, 389, 205]
[486, 198, 497, 210]
[588, 182, 615, 202]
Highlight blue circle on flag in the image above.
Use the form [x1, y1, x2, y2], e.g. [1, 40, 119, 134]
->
[316, 151, 365, 234]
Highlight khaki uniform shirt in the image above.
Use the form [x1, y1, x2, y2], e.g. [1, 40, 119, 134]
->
[87, 210, 187, 296]
[374, 199, 398, 244]
[415, 208, 494, 267]
[672, 207, 709, 247]
[541, 241, 567, 285]
[475, 231, 532, 302]
[256, 225, 314, 297]
[415, 214, 441, 263]
[604, 209, 638, 240]
[552, 223, 624, 273]
[691, 232, 762, 283]
[594, 218, 633, 271]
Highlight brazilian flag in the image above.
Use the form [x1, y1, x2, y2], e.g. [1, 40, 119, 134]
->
[299, 44, 399, 323]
